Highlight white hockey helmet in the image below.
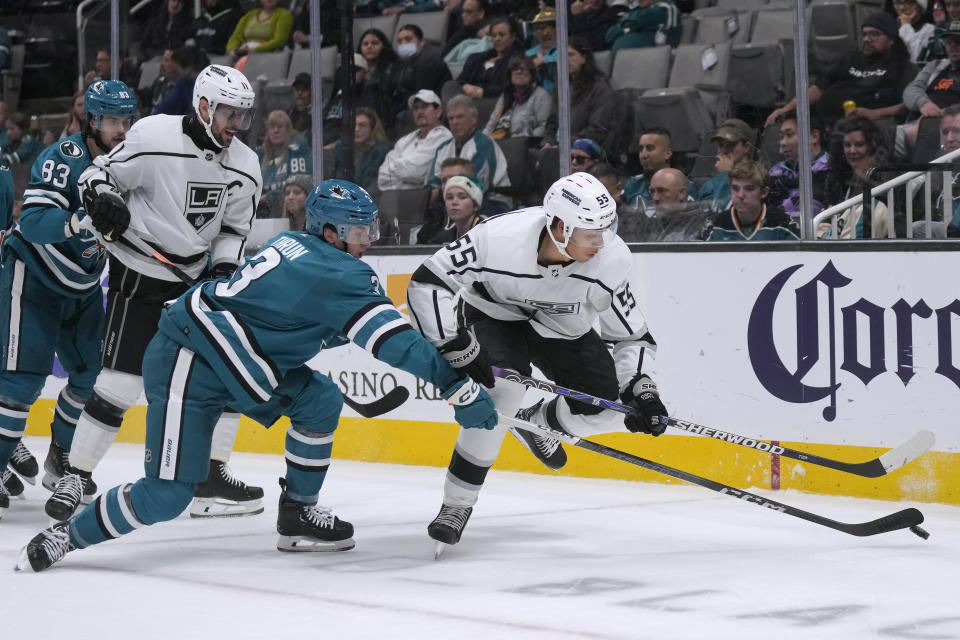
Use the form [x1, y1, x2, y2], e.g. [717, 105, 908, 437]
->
[192, 64, 256, 146]
[543, 172, 618, 259]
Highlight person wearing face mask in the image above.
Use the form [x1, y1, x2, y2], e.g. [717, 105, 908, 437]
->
[391, 24, 452, 125]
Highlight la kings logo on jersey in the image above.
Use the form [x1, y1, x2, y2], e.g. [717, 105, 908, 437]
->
[183, 182, 226, 231]
[523, 299, 580, 315]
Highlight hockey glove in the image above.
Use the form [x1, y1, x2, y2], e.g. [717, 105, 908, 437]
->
[442, 377, 498, 430]
[438, 327, 495, 388]
[206, 262, 236, 280]
[87, 191, 130, 242]
[621, 374, 668, 436]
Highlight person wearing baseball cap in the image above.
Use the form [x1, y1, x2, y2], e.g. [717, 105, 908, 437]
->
[526, 8, 559, 92]
[697, 119, 754, 213]
[288, 72, 313, 139]
[766, 11, 918, 126]
[378, 89, 454, 190]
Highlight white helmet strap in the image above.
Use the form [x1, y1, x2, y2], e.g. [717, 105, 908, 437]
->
[547, 219, 574, 260]
[197, 98, 225, 150]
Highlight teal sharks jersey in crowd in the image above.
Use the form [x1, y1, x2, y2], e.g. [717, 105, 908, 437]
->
[10, 133, 105, 298]
[158, 231, 462, 407]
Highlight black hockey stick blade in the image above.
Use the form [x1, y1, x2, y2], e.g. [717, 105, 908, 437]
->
[492, 366, 934, 478]
[499, 413, 929, 540]
[342, 386, 410, 418]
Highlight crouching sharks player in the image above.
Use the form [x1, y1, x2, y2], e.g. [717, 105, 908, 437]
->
[16, 179, 497, 572]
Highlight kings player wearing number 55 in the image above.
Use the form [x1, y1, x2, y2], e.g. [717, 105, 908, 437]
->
[0, 81, 136, 521]
[16, 179, 497, 572]
[39, 65, 265, 526]
[407, 172, 669, 553]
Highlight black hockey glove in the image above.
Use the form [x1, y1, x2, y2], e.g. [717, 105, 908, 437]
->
[438, 328, 495, 388]
[206, 262, 236, 280]
[620, 373, 667, 436]
[87, 191, 130, 242]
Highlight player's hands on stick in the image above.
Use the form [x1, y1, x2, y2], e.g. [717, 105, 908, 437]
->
[442, 377, 498, 430]
[620, 373, 667, 436]
[438, 328, 495, 388]
[87, 191, 130, 242]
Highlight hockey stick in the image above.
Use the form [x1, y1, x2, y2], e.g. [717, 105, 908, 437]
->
[80, 218, 198, 286]
[491, 367, 934, 478]
[499, 413, 930, 539]
[341, 386, 410, 418]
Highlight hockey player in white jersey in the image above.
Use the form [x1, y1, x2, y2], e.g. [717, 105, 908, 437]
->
[44, 64, 264, 522]
[407, 172, 669, 549]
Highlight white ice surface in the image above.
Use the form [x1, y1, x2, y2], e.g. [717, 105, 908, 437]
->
[2, 436, 958, 640]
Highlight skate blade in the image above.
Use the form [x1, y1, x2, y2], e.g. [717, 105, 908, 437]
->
[41, 473, 57, 493]
[189, 497, 264, 518]
[14, 471, 37, 486]
[14, 545, 33, 572]
[276, 535, 355, 552]
[434, 541, 449, 560]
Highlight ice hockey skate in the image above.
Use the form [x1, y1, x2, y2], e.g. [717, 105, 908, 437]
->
[190, 459, 265, 518]
[276, 479, 354, 552]
[509, 400, 568, 470]
[42, 442, 97, 504]
[15, 521, 75, 572]
[428, 503, 473, 559]
[0, 481, 9, 520]
[9, 441, 38, 485]
[45, 470, 95, 521]
[2, 467, 24, 497]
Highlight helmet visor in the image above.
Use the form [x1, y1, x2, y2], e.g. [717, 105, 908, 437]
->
[569, 218, 618, 248]
[213, 104, 255, 131]
[344, 217, 381, 245]
[97, 114, 135, 135]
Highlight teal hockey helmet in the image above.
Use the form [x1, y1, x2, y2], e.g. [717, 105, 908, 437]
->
[305, 179, 380, 244]
[85, 79, 138, 129]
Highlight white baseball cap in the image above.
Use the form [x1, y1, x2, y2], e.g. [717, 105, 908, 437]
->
[408, 89, 442, 110]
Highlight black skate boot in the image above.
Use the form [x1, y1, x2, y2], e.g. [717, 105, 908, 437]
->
[42, 442, 96, 504]
[10, 441, 38, 484]
[509, 399, 568, 470]
[15, 521, 75, 572]
[45, 468, 93, 521]
[428, 503, 473, 559]
[190, 459, 265, 518]
[2, 467, 24, 497]
[0, 480, 9, 520]
[276, 478, 354, 552]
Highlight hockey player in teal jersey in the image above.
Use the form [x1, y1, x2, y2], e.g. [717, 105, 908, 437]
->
[0, 81, 137, 520]
[16, 179, 498, 571]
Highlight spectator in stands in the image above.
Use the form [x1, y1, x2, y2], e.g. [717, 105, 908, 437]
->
[543, 38, 618, 149]
[821, 115, 894, 238]
[42, 89, 85, 146]
[427, 94, 510, 200]
[83, 49, 113, 86]
[589, 162, 624, 209]
[456, 17, 525, 99]
[189, 0, 242, 55]
[226, 0, 294, 61]
[418, 157, 508, 242]
[623, 128, 694, 212]
[379, 89, 452, 190]
[0, 101, 9, 149]
[605, 0, 682, 56]
[443, 0, 486, 57]
[1, 112, 41, 167]
[288, 72, 312, 140]
[570, 0, 620, 52]
[768, 111, 831, 217]
[358, 28, 400, 124]
[619, 168, 706, 242]
[381, 0, 445, 16]
[153, 46, 206, 115]
[702, 160, 800, 241]
[333, 107, 391, 193]
[483, 55, 551, 138]
[323, 54, 389, 146]
[420, 174, 487, 243]
[289, 0, 340, 50]
[526, 8, 558, 93]
[897, 0, 936, 63]
[140, 49, 177, 115]
[280, 174, 312, 231]
[909, 102, 960, 236]
[570, 138, 604, 173]
[392, 24, 453, 121]
[917, 0, 960, 60]
[699, 119, 754, 213]
[767, 12, 918, 126]
[140, 0, 193, 60]
[257, 110, 312, 213]
[0, 25, 10, 71]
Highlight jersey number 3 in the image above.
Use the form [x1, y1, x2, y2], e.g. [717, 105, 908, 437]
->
[214, 247, 282, 298]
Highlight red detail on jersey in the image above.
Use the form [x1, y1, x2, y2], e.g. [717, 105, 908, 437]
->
[934, 77, 955, 92]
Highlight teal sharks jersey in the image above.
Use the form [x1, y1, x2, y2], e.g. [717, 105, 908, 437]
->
[158, 231, 461, 407]
[0, 163, 13, 234]
[11, 133, 105, 298]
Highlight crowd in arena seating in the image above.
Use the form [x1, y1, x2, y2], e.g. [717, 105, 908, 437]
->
[8, 0, 960, 241]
